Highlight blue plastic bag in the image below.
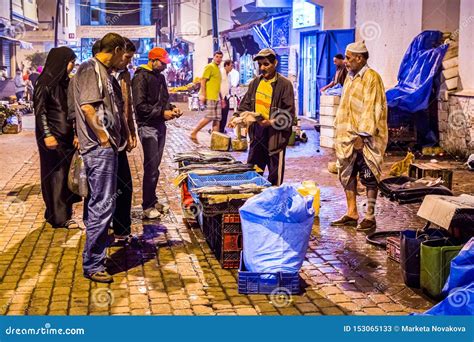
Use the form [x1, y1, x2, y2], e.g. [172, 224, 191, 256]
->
[422, 283, 474, 315]
[239, 184, 314, 273]
[442, 238, 474, 294]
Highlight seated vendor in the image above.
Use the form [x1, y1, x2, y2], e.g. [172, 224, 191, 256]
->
[320, 54, 347, 93]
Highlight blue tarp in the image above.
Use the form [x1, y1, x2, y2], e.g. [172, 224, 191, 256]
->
[386, 31, 448, 113]
[421, 238, 474, 315]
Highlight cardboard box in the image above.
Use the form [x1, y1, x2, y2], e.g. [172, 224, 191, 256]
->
[442, 57, 458, 70]
[417, 194, 474, 230]
[319, 115, 335, 127]
[319, 105, 339, 117]
[320, 135, 335, 149]
[320, 126, 336, 138]
[442, 66, 459, 80]
[320, 95, 340, 105]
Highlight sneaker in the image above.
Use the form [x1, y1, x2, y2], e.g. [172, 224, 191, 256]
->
[84, 270, 113, 283]
[143, 207, 161, 219]
[155, 202, 170, 215]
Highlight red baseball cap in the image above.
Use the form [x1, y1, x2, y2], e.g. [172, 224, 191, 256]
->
[148, 47, 171, 64]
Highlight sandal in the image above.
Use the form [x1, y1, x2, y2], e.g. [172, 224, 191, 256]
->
[84, 270, 113, 283]
[64, 219, 80, 229]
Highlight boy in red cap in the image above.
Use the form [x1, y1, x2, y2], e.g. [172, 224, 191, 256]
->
[132, 47, 182, 219]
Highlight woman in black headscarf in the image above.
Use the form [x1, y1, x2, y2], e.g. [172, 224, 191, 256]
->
[34, 46, 81, 229]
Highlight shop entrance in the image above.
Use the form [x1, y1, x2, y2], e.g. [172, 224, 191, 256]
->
[299, 29, 354, 119]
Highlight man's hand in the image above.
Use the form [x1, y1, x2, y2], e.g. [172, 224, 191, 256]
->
[126, 133, 137, 152]
[172, 107, 183, 118]
[164, 110, 175, 121]
[199, 94, 206, 105]
[257, 119, 274, 127]
[354, 136, 364, 150]
[73, 136, 80, 149]
[99, 138, 111, 148]
[100, 140, 112, 148]
[221, 99, 227, 108]
[44, 136, 59, 150]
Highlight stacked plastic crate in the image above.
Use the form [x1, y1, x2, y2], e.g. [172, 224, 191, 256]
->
[187, 172, 271, 269]
[319, 95, 340, 149]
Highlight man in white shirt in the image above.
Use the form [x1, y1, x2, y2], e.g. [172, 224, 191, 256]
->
[219, 60, 237, 133]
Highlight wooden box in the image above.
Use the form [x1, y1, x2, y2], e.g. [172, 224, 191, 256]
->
[408, 163, 453, 189]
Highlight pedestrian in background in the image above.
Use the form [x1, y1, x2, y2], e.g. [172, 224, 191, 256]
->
[219, 59, 235, 133]
[33, 46, 80, 229]
[190, 51, 223, 143]
[14, 69, 25, 100]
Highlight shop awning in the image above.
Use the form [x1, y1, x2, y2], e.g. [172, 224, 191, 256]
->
[0, 35, 33, 49]
[221, 14, 290, 56]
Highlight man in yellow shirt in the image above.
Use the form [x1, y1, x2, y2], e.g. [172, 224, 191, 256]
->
[190, 51, 223, 142]
[331, 41, 388, 231]
[230, 48, 295, 186]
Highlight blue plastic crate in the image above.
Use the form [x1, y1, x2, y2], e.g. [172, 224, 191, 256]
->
[188, 171, 271, 190]
[187, 171, 271, 203]
[238, 252, 301, 295]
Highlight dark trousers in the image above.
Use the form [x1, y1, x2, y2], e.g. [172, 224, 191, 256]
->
[219, 97, 230, 133]
[112, 150, 133, 236]
[247, 124, 286, 186]
[138, 124, 166, 210]
[81, 146, 118, 275]
[37, 140, 79, 227]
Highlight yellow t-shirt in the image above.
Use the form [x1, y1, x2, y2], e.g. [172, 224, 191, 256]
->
[202, 62, 221, 101]
[255, 76, 276, 120]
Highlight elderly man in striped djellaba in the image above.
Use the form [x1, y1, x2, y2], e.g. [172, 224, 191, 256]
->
[331, 41, 388, 232]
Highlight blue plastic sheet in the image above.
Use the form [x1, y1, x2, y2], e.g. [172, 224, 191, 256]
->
[239, 184, 314, 273]
[422, 238, 474, 315]
[323, 83, 343, 96]
[386, 31, 448, 113]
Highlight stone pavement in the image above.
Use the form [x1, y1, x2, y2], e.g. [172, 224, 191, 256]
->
[1, 105, 472, 316]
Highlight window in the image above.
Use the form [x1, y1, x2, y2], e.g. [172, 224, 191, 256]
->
[91, 9, 100, 24]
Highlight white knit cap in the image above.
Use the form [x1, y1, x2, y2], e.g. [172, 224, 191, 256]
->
[346, 41, 368, 54]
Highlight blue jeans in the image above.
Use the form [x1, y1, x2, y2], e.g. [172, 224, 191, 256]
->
[138, 124, 166, 210]
[81, 146, 118, 275]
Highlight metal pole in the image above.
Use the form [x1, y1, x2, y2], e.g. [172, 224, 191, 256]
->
[167, 0, 173, 45]
[54, 0, 60, 47]
[211, 0, 218, 52]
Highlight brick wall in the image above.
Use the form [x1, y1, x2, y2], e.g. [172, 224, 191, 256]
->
[439, 94, 474, 157]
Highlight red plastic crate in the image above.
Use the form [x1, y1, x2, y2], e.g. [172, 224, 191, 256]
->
[202, 213, 243, 268]
[387, 236, 401, 263]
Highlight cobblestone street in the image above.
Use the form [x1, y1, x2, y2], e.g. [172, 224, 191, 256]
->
[1, 106, 472, 316]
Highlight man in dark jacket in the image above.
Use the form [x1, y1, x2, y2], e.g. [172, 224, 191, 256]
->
[132, 47, 181, 219]
[229, 48, 295, 186]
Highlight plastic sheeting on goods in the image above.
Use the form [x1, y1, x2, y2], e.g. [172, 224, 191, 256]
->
[239, 184, 314, 273]
[386, 31, 448, 113]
